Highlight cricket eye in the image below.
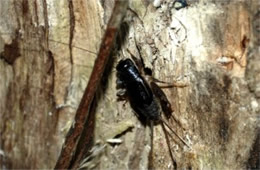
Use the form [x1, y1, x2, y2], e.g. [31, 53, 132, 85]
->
[144, 67, 152, 76]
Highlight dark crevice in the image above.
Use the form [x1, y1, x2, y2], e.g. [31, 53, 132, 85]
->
[22, 0, 29, 16]
[42, 0, 55, 108]
[65, 0, 75, 103]
[0, 32, 21, 65]
[246, 131, 260, 169]
[68, 0, 75, 65]
[33, 0, 39, 25]
[42, 0, 49, 48]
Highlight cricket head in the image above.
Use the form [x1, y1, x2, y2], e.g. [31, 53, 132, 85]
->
[116, 58, 135, 72]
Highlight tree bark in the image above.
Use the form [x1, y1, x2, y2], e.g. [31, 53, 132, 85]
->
[0, 0, 259, 169]
[0, 0, 102, 168]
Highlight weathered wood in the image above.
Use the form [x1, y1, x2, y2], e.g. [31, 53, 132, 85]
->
[54, 1, 128, 168]
[0, 0, 102, 168]
[0, 0, 259, 169]
[91, 0, 260, 169]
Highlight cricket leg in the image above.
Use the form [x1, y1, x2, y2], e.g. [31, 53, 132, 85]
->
[116, 89, 127, 100]
[150, 81, 173, 119]
[151, 77, 188, 88]
[116, 78, 128, 103]
[161, 118, 191, 148]
[150, 81, 185, 129]
[160, 121, 177, 170]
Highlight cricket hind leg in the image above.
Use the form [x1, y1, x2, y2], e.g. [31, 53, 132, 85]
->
[160, 118, 191, 148]
[150, 81, 173, 119]
[160, 121, 178, 169]
[150, 81, 186, 130]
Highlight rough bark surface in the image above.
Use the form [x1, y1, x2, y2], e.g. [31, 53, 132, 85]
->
[0, 0, 102, 168]
[92, 1, 260, 169]
[0, 0, 259, 169]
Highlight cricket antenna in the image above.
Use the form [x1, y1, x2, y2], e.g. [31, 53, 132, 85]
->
[149, 121, 154, 169]
[160, 118, 191, 148]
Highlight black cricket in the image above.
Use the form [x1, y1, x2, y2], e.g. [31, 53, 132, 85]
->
[116, 57, 189, 168]
[116, 58, 162, 122]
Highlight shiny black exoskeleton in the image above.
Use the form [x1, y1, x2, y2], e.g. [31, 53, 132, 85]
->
[116, 58, 161, 122]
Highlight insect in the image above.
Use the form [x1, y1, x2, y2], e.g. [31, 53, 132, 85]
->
[173, 0, 188, 10]
[116, 56, 190, 169]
